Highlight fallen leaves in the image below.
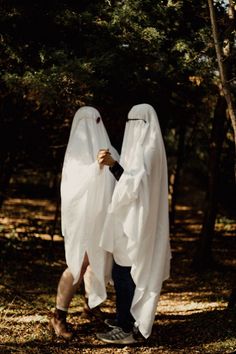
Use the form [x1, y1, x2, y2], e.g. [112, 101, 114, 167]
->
[0, 197, 236, 353]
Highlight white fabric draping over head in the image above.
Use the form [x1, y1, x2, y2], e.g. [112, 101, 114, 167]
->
[61, 106, 118, 308]
[100, 103, 171, 338]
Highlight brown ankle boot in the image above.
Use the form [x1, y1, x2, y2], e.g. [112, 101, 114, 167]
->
[49, 309, 73, 340]
[81, 297, 104, 320]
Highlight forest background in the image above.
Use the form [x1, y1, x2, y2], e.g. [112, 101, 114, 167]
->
[0, 1, 236, 353]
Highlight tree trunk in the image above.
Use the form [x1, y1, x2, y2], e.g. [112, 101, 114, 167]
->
[170, 122, 186, 228]
[50, 171, 61, 241]
[0, 152, 13, 209]
[228, 287, 236, 308]
[208, 0, 236, 178]
[193, 96, 226, 271]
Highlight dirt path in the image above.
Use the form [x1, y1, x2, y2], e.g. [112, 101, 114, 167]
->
[0, 197, 236, 353]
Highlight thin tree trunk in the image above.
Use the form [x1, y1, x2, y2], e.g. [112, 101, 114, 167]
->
[193, 96, 226, 271]
[208, 0, 236, 304]
[228, 287, 236, 308]
[50, 171, 61, 241]
[170, 123, 186, 228]
[208, 0, 236, 177]
[0, 152, 13, 209]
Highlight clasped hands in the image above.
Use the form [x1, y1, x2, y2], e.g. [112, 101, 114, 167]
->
[97, 149, 116, 168]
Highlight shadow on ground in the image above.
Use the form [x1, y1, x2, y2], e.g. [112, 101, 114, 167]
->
[0, 197, 236, 353]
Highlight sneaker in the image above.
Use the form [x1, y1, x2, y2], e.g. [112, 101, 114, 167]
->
[104, 318, 119, 328]
[96, 327, 136, 344]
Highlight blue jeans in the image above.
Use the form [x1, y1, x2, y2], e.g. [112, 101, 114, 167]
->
[112, 261, 135, 332]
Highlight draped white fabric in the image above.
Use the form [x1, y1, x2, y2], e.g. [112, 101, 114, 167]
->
[100, 103, 171, 338]
[61, 106, 118, 308]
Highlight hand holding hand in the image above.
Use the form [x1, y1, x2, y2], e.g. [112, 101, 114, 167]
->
[97, 149, 116, 167]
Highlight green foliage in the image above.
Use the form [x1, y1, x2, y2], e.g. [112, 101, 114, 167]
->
[0, 0, 235, 206]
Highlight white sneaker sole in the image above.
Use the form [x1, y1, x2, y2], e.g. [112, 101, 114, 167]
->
[96, 333, 136, 344]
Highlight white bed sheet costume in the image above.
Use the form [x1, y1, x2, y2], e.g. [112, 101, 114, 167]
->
[100, 103, 171, 338]
[61, 106, 118, 309]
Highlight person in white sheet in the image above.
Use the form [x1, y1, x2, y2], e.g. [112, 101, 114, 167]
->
[96, 103, 171, 344]
[49, 106, 118, 340]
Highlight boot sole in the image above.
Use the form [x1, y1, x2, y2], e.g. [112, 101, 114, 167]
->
[48, 319, 73, 341]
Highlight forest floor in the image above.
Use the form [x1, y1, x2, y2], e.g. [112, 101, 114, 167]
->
[0, 193, 236, 354]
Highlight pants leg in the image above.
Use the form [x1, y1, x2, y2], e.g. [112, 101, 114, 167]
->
[112, 261, 135, 332]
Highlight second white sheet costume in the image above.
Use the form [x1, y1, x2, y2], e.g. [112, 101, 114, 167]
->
[100, 103, 171, 338]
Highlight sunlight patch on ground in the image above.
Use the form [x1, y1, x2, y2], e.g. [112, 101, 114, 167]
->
[2, 314, 47, 323]
[4, 198, 53, 207]
[184, 224, 202, 232]
[171, 236, 196, 242]
[158, 295, 226, 315]
[175, 205, 192, 211]
[33, 233, 63, 241]
[215, 222, 236, 237]
[203, 338, 236, 353]
[0, 216, 26, 225]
